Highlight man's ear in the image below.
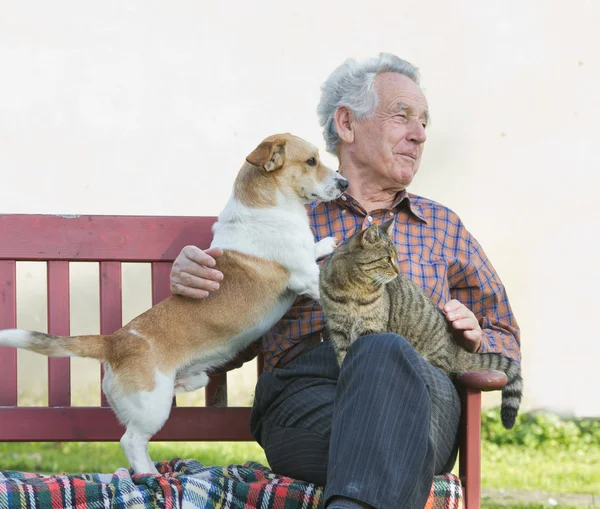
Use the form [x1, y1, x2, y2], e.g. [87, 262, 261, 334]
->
[333, 106, 355, 144]
[246, 139, 286, 171]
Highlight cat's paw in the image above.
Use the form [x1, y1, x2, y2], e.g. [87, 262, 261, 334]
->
[315, 236, 338, 259]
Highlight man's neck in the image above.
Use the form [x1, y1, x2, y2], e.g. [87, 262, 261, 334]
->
[339, 164, 404, 213]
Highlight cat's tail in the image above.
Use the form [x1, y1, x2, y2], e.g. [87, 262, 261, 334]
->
[454, 349, 523, 429]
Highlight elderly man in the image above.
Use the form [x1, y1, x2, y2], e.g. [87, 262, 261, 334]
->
[170, 53, 520, 509]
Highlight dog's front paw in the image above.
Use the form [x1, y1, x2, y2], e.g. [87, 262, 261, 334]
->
[303, 284, 321, 301]
[315, 236, 338, 259]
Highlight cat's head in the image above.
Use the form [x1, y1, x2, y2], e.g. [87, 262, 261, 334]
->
[326, 219, 399, 287]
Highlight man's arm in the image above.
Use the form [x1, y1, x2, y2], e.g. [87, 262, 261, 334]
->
[447, 232, 521, 364]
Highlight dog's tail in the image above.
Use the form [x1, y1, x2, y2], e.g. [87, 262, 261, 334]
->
[0, 329, 109, 360]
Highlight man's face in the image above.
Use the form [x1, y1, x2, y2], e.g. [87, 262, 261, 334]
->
[350, 72, 429, 190]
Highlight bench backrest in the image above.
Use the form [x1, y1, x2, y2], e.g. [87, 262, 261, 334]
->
[0, 214, 256, 442]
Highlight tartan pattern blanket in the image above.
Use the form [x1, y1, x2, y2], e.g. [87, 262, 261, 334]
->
[0, 459, 462, 509]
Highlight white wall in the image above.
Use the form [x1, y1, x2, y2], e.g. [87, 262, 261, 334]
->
[1, 0, 599, 415]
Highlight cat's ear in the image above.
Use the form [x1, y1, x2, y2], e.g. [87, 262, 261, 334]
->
[360, 224, 380, 247]
[379, 218, 394, 235]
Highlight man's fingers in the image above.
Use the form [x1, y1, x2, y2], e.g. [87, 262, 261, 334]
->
[170, 246, 226, 299]
[450, 317, 479, 331]
[182, 246, 221, 269]
[443, 299, 462, 313]
[174, 270, 221, 291]
[179, 261, 223, 281]
[445, 304, 475, 322]
[204, 247, 224, 259]
[171, 283, 210, 299]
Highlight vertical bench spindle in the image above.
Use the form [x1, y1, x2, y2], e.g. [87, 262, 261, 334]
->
[0, 260, 17, 406]
[47, 261, 71, 407]
[99, 262, 122, 407]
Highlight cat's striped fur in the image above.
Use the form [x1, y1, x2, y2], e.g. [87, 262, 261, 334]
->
[319, 220, 523, 429]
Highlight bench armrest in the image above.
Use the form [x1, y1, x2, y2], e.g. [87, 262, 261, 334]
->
[456, 370, 507, 391]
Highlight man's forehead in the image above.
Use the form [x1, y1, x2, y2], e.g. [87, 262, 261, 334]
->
[375, 73, 428, 114]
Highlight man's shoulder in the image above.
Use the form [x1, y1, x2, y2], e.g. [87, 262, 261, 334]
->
[406, 192, 463, 225]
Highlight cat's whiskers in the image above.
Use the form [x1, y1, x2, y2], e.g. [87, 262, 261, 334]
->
[372, 274, 397, 287]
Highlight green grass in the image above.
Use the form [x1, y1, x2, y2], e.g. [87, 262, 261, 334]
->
[481, 505, 590, 509]
[0, 441, 267, 474]
[479, 442, 600, 494]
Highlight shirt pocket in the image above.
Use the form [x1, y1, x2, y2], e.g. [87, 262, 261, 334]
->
[397, 256, 452, 307]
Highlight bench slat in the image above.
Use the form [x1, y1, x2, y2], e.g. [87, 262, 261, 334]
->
[0, 260, 17, 406]
[47, 261, 71, 407]
[100, 261, 122, 407]
[0, 407, 253, 441]
[0, 215, 217, 262]
[151, 262, 172, 305]
[206, 373, 228, 408]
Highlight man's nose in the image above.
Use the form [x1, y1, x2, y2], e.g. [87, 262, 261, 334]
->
[408, 119, 427, 144]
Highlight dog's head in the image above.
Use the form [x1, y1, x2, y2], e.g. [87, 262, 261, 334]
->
[242, 133, 348, 206]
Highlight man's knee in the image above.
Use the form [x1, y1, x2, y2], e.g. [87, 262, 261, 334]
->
[347, 332, 423, 371]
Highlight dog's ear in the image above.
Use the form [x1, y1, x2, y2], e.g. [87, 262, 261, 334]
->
[246, 139, 286, 171]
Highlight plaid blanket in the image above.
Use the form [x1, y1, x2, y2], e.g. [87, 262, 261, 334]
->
[0, 459, 462, 509]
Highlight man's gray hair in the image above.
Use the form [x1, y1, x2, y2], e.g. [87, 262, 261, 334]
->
[317, 52, 420, 154]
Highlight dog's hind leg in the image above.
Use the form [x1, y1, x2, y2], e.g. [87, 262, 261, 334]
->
[174, 363, 209, 394]
[105, 369, 175, 475]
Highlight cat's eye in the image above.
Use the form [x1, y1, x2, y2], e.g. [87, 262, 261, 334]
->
[306, 157, 317, 166]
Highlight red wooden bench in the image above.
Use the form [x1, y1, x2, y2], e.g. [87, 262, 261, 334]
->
[0, 214, 507, 509]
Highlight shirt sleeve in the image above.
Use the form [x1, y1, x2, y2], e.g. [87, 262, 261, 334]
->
[208, 340, 261, 374]
[448, 228, 521, 364]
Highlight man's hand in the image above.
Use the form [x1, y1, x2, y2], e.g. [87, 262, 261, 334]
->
[170, 246, 224, 299]
[443, 299, 482, 353]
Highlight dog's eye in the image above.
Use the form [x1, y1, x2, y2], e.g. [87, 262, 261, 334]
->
[306, 157, 317, 166]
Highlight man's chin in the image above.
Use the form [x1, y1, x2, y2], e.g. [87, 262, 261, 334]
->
[392, 167, 417, 187]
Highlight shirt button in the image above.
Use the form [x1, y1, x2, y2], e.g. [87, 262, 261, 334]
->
[342, 209, 347, 214]
[341, 195, 347, 201]
[367, 215, 373, 222]
[388, 211, 394, 216]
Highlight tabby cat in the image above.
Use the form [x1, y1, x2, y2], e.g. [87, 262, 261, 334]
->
[319, 220, 522, 429]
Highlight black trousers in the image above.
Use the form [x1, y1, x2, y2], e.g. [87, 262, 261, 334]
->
[250, 334, 461, 509]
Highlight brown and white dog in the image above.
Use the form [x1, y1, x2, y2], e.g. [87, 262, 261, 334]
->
[0, 133, 348, 474]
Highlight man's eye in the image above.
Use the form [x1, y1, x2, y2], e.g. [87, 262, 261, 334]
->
[306, 157, 317, 166]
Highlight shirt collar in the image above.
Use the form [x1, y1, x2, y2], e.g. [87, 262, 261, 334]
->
[395, 191, 428, 223]
[334, 189, 428, 224]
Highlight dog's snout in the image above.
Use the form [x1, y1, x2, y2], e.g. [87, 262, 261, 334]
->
[336, 179, 349, 191]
